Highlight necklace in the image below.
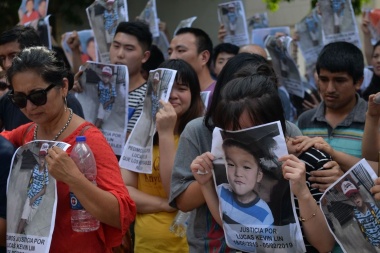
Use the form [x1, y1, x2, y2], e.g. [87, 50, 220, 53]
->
[33, 108, 73, 141]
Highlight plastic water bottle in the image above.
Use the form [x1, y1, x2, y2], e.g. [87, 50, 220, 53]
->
[169, 211, 190, 237]
[70, 136, 100, 232]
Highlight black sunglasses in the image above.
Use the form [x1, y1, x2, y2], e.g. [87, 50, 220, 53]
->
[8, 84, 56, 109]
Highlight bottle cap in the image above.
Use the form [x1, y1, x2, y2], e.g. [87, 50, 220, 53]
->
[76, 136, 86, 142]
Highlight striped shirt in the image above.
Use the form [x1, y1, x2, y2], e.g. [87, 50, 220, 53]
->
[128, 83, 147, 133]
[297, 94, 367, 158]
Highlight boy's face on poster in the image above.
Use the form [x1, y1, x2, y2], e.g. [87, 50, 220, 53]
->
[38, 1, 46, 17]
[102, 74, 111, 83]
[26, 0, 34, 12]
[110, 33, 148, 75]
[225, 145, 263, 203]
[169, 81, 191, 117]
[349, 192, 364, 208]
[317, 69, 361, 110]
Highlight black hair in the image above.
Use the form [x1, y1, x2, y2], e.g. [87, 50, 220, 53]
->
[316, 42, 364, 84]
[205, 53, 269, 130]
[212, 43, 239, 64]
[213, 65, 285, 133]
[7, 46, 70, 90]
[0, 25, 41, 49]
[175, 27, 213, 68]
[114, 21, 153, 52]
[142, 45, 165, 73]
[158, 59, 204, 134]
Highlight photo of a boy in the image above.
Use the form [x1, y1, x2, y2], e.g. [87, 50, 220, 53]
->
[341, 181, 380, 248]
[218, 138, 274, 226]
[95, 66, 116, 129]
[104, 0, 118, 45]
[17, 143, 49, 234]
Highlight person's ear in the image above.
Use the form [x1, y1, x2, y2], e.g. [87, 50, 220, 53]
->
[142, 50, 151, 64]
[354, 76, 364, 91]
[257, 169, 263, 183]
[200, 50, 210, 67]
[62, 78, 69, 97]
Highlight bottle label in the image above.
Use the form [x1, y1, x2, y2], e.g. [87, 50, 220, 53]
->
[70, 192, 84, 210]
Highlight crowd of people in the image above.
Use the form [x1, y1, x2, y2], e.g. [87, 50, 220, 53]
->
[1, 5, 380, 253]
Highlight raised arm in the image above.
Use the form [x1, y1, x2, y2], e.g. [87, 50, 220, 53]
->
[190, 152, 222, 226]
[279, 154, 335, 252]
[361, 12, 373, 65]
[362, 93, 380, 161]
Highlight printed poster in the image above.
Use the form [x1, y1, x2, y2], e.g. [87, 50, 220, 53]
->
[200, 91, 211, 111]
[211, 121, 305, 253]
[295, 8, 323, 90]
[23, 15, 52, 50]
[364, 9, 380, 46]
[173, 16, 197, 36]
[153, 31, 170, 60]
[119, 68, 177, 173]
[320, 159, 380, 253]
[86, 0, 128, 63]
[138, 0, 159, 38]
[295, 8, 323, 64]
[265, 35, 304, 98]
[6, 141, 70, 253]
[218, 1, 249, 46]
[318, 0, 361, 48]
[61, 30, 97, 70]
[19, 0, 49, 25]
[76, 62, 129, 155]
[247, 12, 269, 30]
[251, 26, 290, 48]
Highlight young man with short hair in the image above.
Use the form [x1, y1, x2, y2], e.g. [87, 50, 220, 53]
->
[212, 42, 239, 77]
[109, 21, 151, 138]
[168, 27, 215, 93]
[297, 41, 367, 158]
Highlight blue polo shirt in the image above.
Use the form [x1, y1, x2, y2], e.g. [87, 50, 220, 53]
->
[297, 94, 367, 158]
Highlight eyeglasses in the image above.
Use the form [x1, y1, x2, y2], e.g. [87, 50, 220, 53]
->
[8, 84, 56, 109]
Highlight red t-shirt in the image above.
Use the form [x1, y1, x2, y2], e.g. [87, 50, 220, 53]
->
[2, 122, 136, 253]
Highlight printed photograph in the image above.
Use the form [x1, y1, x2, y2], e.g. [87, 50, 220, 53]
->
[321, 160, 380, 253]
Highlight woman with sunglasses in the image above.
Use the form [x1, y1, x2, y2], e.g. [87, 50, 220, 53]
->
[1, 46, 136, 252]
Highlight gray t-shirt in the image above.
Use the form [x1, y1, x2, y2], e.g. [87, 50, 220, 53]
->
[169, 117, 301, 253]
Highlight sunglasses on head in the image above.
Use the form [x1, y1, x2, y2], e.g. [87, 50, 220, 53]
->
[8, 84, 56, 109]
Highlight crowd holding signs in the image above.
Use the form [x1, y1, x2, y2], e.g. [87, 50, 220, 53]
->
[3, 0, 380, 252]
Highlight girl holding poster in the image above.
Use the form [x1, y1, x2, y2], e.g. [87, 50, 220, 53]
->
[122, 59, 204, 252]
[169, 53, 335, 253]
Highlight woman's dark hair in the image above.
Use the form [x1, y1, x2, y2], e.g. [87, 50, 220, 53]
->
[7, 46, 70, 89]
[158, 59, 204, 134]
[205, 53, 268, 131]
[213, 63, 285, 133]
